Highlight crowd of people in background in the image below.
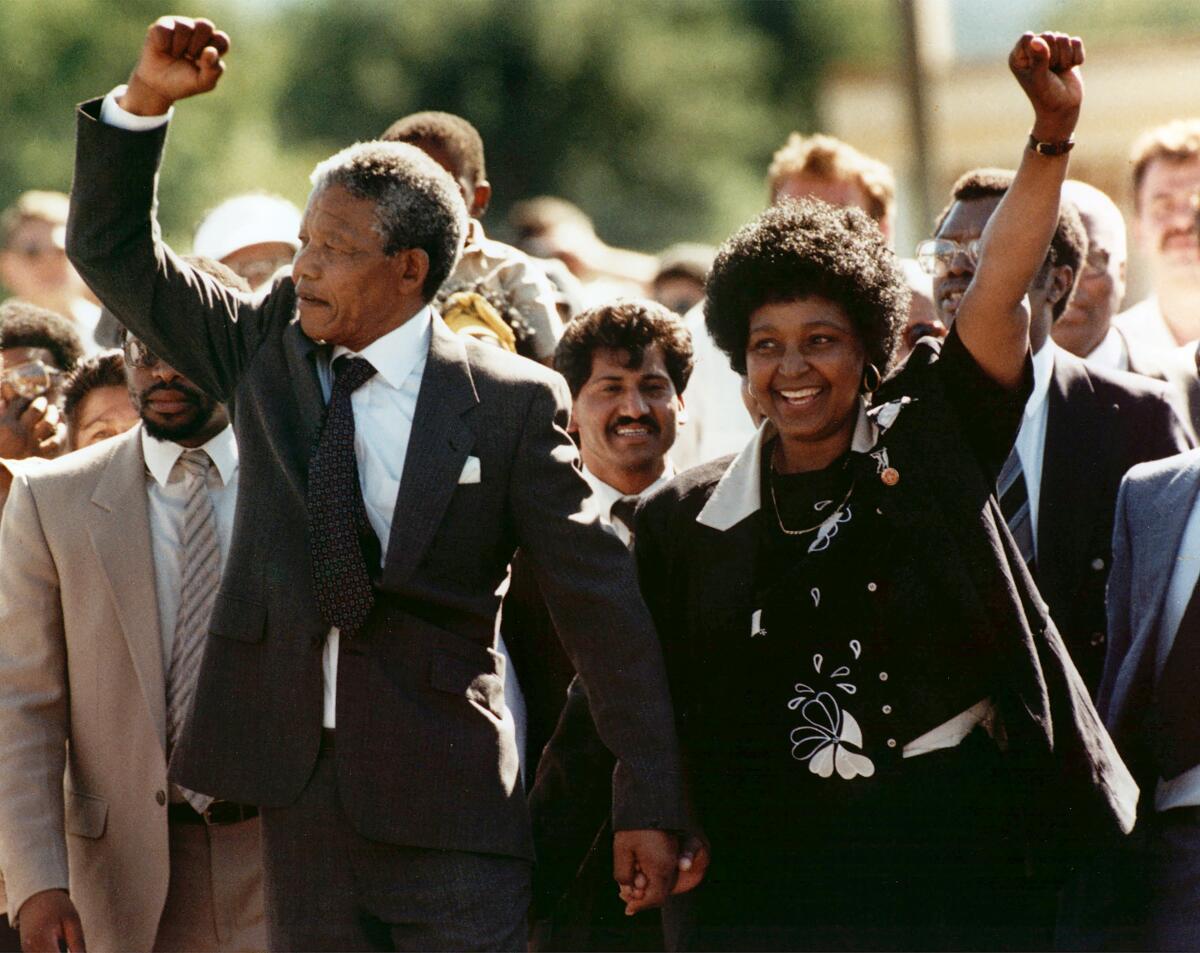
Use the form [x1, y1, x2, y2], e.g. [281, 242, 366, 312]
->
[1, 15, 1200, 953]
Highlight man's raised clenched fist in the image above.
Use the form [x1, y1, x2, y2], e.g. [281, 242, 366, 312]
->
[118, 16, 230, 117]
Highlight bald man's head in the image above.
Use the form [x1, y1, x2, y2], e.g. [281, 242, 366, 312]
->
[1053, 180, 1128, 358]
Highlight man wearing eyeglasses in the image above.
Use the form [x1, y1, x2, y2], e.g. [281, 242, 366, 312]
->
[1114, 120, 1200, 352]
[0, 300, 83, 522]
[919, 168, 1191, 695]
[0, 300, 82, 462]
[0, 258, 267, 953]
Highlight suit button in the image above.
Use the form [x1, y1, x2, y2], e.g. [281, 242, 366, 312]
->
[887, 738, 898, 748]
[155, 790, 166, 806]
[1091, 558, 1105, 571]
[1090, 632, 1106, 647]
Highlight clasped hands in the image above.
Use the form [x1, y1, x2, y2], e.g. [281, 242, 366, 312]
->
[613, 829, 709, 915]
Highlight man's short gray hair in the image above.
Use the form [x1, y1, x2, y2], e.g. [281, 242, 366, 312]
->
[310, 141, 467, 300]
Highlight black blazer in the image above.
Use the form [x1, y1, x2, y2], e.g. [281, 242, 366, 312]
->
[65, 99, 685, 860]
[631, 335, 1136, 873]
[1035, 350, 1191, 692]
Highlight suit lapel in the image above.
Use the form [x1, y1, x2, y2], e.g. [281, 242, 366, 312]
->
[1141, 457, 1200, 651]
[86, 427, 168, 750]
[1037, 353, 1108, 607]
[1108, 455, 1200, 742]
[382, 318, 479, 585]
[283, 318, 326, 452]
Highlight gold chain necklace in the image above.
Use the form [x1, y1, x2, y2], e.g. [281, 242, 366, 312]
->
[768, 449, 855, 537]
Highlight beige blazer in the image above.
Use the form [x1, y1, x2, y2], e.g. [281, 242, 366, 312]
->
[0, 425, 172, 952]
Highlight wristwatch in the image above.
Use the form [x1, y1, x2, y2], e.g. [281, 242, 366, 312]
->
[1028, 133, 1075, 156]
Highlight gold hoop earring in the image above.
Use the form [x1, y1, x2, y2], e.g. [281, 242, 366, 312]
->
[861, 363, 882, 395]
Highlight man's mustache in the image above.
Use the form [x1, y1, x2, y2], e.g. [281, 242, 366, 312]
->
[1160, 226, 1199, 251]
[609, 415, 660, 434]
[140, 380, 206, 404]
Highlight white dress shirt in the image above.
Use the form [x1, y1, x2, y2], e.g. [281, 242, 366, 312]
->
[315, 308, 432, 728]
[1083, 326, 1130, 373]
[1154, 491, 1200, 811]
[581, 463, 675, 547]
[1013, 340, 1057, 558]
[98, 88, 432, 730]
[1115, 295, 1179, 353]
[670, 303, 757, 471]
[142, 425, 239, 666]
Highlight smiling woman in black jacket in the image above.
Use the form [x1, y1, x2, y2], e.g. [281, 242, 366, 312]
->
[631, 33, 1136, 952]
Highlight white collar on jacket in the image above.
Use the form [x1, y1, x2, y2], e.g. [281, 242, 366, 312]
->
[696, 397, 879, 531]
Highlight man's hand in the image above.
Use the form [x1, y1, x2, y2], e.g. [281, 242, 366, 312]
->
[613, 829, 678, 915]
[673, 834, 710, 895]
[119, 16, 230, 117]
[18, 889, 86, 953]
[0, 392, 64, 461]
[1008, 32, 1085, 143]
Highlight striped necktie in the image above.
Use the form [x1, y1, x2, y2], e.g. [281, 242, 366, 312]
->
[166, 448, 220, 813]
[997, 447, 1036, 567]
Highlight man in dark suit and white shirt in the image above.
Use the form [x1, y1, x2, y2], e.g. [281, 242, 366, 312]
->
[922, 169, 1192, 692]
[66, 16, 685, 951]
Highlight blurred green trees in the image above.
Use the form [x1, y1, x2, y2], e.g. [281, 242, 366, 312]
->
[0, 0, 881, 255]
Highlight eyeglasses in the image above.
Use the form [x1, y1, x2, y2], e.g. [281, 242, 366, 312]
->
[0, 360, 62, 399]
[915, 238, 983, 277]
[123, 337, 162, 369]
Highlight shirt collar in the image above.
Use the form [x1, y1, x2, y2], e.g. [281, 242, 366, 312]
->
[581, 462, 677, 520]
[331, 305, 433, 391]
[1025, 338, 1058, 419]
[1084, 325, 1129, 372]
[141, 422, 239, 489]
[696, 398, 877, 531]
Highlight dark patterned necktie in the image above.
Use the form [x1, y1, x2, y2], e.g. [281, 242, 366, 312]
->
[1153, 579, 1200, 779]
[998, 447, 1036, 567]
[308, 355, 380, 637]
[609, 495, 639, 549]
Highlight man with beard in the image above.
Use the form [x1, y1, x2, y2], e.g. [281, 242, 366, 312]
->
[920, 169, 1191, 694]
[0, 259, 266, 953]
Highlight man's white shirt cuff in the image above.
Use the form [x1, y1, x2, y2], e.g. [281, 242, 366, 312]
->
[100, 85, 173, 130]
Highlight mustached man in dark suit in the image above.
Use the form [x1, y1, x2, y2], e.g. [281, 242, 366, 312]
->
[922, 169, 1192, 694]
[65, 16, 686, 951]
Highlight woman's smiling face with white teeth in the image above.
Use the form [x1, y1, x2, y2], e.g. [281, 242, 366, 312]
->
[745, 296, 866, 472]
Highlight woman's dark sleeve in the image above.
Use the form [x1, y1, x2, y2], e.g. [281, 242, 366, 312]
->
[920, 324, 1034, 479]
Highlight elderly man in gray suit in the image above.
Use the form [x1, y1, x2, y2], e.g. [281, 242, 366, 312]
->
[65, 16, 685, 952]
[1097, 446, 1200, 950]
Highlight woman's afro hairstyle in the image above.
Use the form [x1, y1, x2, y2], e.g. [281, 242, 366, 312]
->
[704, 199, 909, 376]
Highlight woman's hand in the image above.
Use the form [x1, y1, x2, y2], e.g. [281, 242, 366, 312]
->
[1009, 32, 1084, 143]
[673, 834, 711, 895]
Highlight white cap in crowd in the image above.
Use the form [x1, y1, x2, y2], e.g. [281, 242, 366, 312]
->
[192, 193, 302, 263]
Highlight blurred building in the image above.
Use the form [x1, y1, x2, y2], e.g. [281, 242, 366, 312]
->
[822, 3, 1200, 304]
